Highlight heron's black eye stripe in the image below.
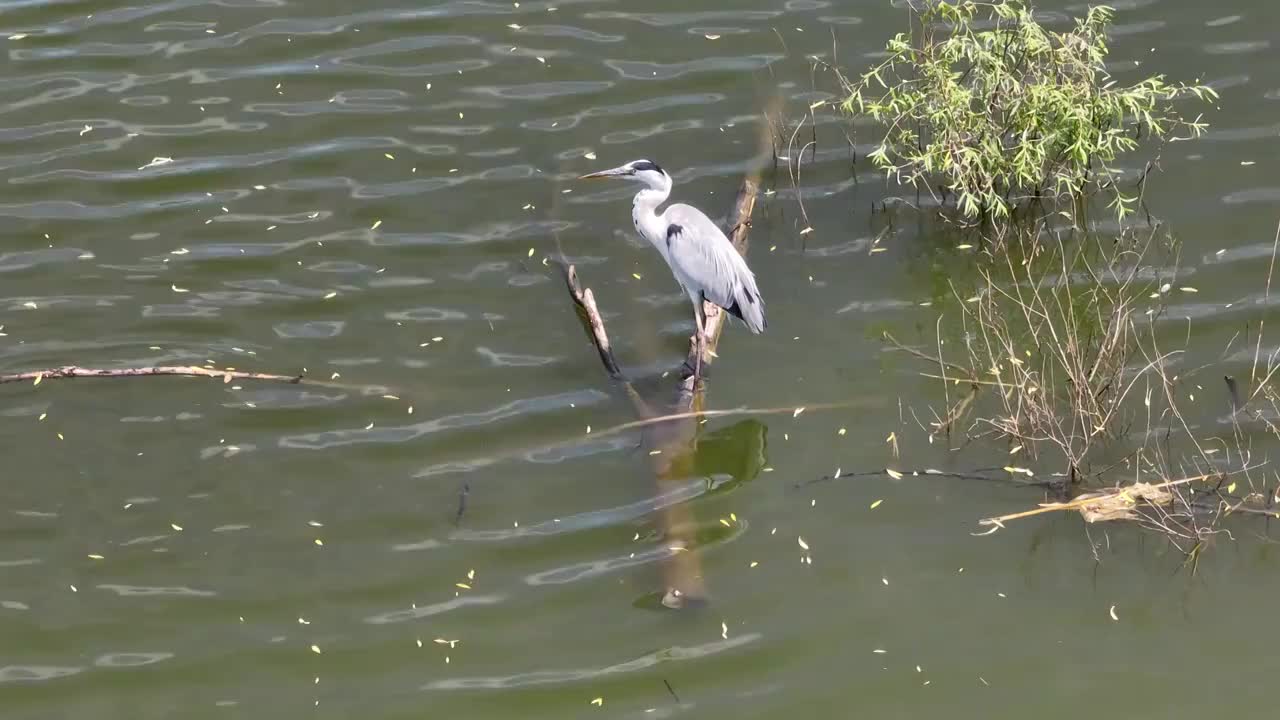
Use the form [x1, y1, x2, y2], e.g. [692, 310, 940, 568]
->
[631, 160, 664, 174]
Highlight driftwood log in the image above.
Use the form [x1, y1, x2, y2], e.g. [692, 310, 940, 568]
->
[561, 159, 762, 608]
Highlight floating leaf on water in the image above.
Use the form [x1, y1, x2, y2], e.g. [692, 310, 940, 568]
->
[749, 561, 759, 568]
[88, 554, 104, 560]
[632, 273, 642, 280]
[885, 469, 903, 480]
[705, 34, 721, 40]
[371, 220, 382, 230]
[33, 374, 42, 386]
[797, 536, 809, 551]
[324, 292, 338, 300]
[1226, 482, 1237, 494]
[171, 523, 183, 532]
[456, 582, 471, 590]
[314, 539, 324, 546]
[792, 407, 805, 418]
[310, 645, 321, 654]
[719, 518, 730, 527]
[1179, 287, 1198, 293]
[870, 499, 883, 509]
[584, 151, 597, 160]
[172, 285, 189, 293]
[590, 698, 603, 706]
[1109, 605, 1118, 621]
[721, 621, 728, 639]
[799, 227, 814, 235]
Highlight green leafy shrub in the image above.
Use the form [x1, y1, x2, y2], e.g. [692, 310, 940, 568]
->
[842, 0, 1217, 222]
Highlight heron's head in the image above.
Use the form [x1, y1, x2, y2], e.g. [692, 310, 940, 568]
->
[578, 159, 669, 190]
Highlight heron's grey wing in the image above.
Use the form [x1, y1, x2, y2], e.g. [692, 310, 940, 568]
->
[662, 204, 766, 333]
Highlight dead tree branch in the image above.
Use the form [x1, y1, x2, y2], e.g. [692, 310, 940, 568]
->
[0, 365, 303, 386]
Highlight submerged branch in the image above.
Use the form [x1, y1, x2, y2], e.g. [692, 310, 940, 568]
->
[0, 365, 303, 386]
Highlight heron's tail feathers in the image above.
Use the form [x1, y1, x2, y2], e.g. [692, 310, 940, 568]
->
[725, 282, 766, 335]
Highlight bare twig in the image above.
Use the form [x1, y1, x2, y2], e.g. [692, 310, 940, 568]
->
[559, 264, 625, 381]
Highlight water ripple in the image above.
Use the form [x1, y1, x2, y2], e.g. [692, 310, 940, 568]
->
[522, 93, 725, 131]
[605, 54, 781, 81]
[1203, 40, 1271, 55]
[467, 80, 614, 100]
[93, 652, 174, 668]
[519, 25, 625, 43]
[0, 666, 83, 684]
[475, 347, 561, 367]
[524, 545, 681, 586]
[364, 594, 503, 625]
[425, 634, 762, 690]
[0, 248, 93, 272]
[453, 478, 712, 541]
[279, 390, 608, 450]
[97, 584, 217, 597]
[584, 10, 783, 26]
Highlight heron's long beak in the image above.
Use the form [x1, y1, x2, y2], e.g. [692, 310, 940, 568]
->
[578, 165, 630, 180]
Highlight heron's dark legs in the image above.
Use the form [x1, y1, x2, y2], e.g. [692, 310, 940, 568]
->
[692, 303, 705, 385]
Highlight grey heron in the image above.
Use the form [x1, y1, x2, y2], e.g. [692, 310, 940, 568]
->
[579, 159, 766, 382]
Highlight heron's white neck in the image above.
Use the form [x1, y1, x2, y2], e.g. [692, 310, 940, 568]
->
[631, 175, 672, 257]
